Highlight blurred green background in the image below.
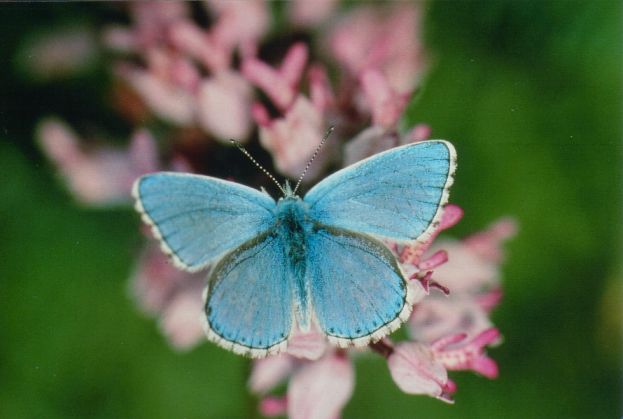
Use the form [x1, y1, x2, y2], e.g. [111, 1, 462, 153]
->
[0, 1, 620, 418]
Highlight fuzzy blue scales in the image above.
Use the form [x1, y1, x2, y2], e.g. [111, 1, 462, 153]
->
[273, 197, 312, 330]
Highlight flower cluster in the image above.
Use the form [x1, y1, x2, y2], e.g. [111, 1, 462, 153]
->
[249, 207, 516, 416]
[36, 1, 516, 417]
[39, 1, 426, 204]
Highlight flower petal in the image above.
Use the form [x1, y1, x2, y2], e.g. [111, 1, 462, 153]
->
[387, 342, 450, 401]
[288, 0, 339, 27]
[258, 96, 324, 178]
[37, 119, 156, 206]
[360, 68, 408, 128]
[432, 328, 501, 378]
[287, 330, 328, 361]
[287, 353, 354, 419]
[343, 126, 398, 166]
[120, 67, 194, 125]
[259, 396, 288, 417]
[159, 282, 205, 350]
[206, 0, 269, 56]
[242, 57, 295, 111]
[327, 3, 425, 93]
[249, 355, 295, 394]
[409, 297, 494, 344]
[464, 218, 518, 262]
[279, 42, 308, 87]
[197, 71, 253, 141]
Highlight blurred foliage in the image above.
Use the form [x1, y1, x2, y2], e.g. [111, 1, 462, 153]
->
[0, 1, 621, 418]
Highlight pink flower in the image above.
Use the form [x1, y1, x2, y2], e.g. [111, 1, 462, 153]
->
[117, 58, 196, 126]
[103, 2, 189, 53]
[166, 20, 257, 141]
[131, 243, 205, 350]
[398, 204, 465, 269]
[388, 328, 500, 402]
[408, 218, 517, 343]
[343, 123, 431, 166]
[359, 68, 409, 128]
[105, 3, 198, 126]
[244, 44, 335, 178]
[287, 352, 354, 419]
[205, 0, 270, 58]
[249, 327, 351, 418]
[431, 329, 501, 378]
[426, 218, 518, 293]
[248, 328, 328, 396]
[288, 0, 339, 27]
[327, 3, 426, 94]
[168, 20, 230, 71]
[463, 218, 518, 263]
[37, 119, 158, 206]
[250, 351, 354, 419]
[242, 42, 308, 111]
[169, 0, 270, 72]
[249, 355, 296, 395]
[159, 281, 206, 349]
[256, 95, 326, 178]
[196, 70, 253, 140]
[16, 26, 98, 81]
[409, 297, 497, 346]
[108, 0, 267, 142]
[259, 397, 288, 417]
[286, 327, 329, 361]
[387, 341, 453, 402]
[129, 1, 189, 46]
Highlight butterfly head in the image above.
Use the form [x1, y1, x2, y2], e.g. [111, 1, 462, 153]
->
[282, 180, 296, 199]
[232, 126, 334, 200]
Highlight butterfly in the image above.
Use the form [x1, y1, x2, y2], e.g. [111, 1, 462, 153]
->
[133, 139, 456, 358]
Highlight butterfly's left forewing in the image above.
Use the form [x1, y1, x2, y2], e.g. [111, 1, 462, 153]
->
[305, 226, 416, 347]
[203, 231, 294, 358]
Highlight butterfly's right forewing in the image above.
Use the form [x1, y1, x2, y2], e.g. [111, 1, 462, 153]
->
[304, 140, 456, 243]
[133, 172, 276, 272]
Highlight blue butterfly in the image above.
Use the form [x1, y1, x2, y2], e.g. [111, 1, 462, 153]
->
[133, 140, 456, 358]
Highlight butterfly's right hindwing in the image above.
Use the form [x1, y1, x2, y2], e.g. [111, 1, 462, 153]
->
[305, 225, 414, 346]
[133, 172, 276, 272]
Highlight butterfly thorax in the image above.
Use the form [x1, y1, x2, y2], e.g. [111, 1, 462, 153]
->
[274, 196, 313, 328]
[274, 197, 312, 262]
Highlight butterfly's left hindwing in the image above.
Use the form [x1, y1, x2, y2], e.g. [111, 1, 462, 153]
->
[133, 172, 276, 272]
[203, 231, 293, 358]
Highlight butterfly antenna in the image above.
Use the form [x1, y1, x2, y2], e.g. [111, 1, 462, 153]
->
[293, 126, 334, 195]
[230, 140, 286, 195]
